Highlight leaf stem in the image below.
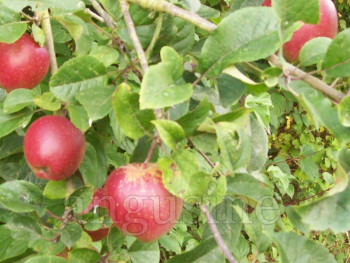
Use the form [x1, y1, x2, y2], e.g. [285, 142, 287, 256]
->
[145, 13, 163, 60]
[89, 0, 116, 29]
[40, 9, 58, 74]
[201, 204, 237, 263]
[85, 8, 105, 23]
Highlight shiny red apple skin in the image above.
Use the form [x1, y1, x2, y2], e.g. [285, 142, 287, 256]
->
[0, 33, 50, 92]
[24, 115, 86, 181]
[262, 0, 338, 62]
[104, 163, 183, 242]
[85, 228, 110, 242]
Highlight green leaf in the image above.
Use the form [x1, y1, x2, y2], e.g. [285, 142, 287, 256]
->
[79, 135, 108, 188]
[270, 231, 336, 263]
[177, 98, 211, 136]
[215, 113, 251, 173]
[168, 238, 225, 263]
[0, 22, 27, 43]
[89, 45, 119, 67]
[0, 225, 28, 262]
[152, 120, 185, 149]
[107, 227, 124, 252]
[245, 92, 272, 130]
[34, 92, 62, 111]
[76, 85, 115, 121]
[24, 255, 68, 263]
[0, 3, 21, 24]
[248, 116, 268, 171]
[3, 89, 34, 114]
[2, 0, 84, 13]
[289, 80, 350, 143]
[202, 198, 242, 254]
[67, 104, 90, 132]
[50, 56, 107, 102]
[6, 214, 42, 240]
[267, 166, 294, 198]
[198, 7, 279, 76]
[217, 74, 246, 107]
[128, 240, 160, 263]
[300, 157, 319, 180]
[0, 108, 33, 138]
[32, 23, 46, 47]
[130, 136, 158, 163]
[339, 95, 350, 127]
[67, 186, 94, 214]
[140, 47, 193, 109]
[43, 180, 67, 199]
[0, 180, 43, 213]
[323, 28, 350, 78]
[0, 135, 23, 159]
[299, 37, 332, 66]
[112, 83, 155, 140]
[61, 224, 83, 249]
[68, 248, 100, 263]
[181, 0, 201, 12]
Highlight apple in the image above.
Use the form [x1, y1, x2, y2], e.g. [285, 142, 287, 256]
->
[104, 163, 183, 242]
[85, 228, 110, 242]
[263, 0, 338, 62]
[0, 33, 50, 92]
[24, 115, 86, 181]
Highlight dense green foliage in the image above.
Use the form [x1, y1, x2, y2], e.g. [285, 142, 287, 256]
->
[0, 0, 349, 262]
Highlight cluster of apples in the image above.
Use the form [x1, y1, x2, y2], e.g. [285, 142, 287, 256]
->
[262, 0, 338, 62]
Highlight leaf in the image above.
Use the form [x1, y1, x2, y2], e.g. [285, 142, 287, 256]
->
[67, 104, 90, 132]
[323, 28, 350, 78]
[6, 214, 42, 240]
[34, 92, 62, 111]
[68, 248, 100, 263]
[112, 83, 155, 140]
[89, 45, 119, 67]
[198, 7, 279, 76]
[215, 113, 251, 173]
[0, 180, 43, 213]
[202, 198, 242, 254]
[140, 46, 193, 109]
[50, 56, 107, 102]
[0, 108, 33, 138]
[299, 37, 332, 66]
[217, 74, 246, 107]
[76, 85, 115, 121]
[130, 136, 158, 163]
[248, 116, 268, 171]
[167, 238, 225, 263]
[3, 89, 34, 114]
[67, 186, 94, 214]
[61, 224, 83, 249]
[107, 227, 124, 252]
[152, 120, 185, 149]
[128, 240, 160, 263]
[0, 3, 21, 24]
[289, 80, 350, 143]
[300, 157, 319, 180]
[244, 93, 272, 130]
[267, 166, 294, 198]
[339, 95, 350, 127]
[24, 255, 68, 263]
[43, 180, 67, 200]
[177, 98, 211, 136]
[2, 0, 84, 13]
[0, 225, 28, 262]
[0, 22, 27, 43]
[0, 135, 23, 159]
[181, 0, 201, 13]
[270, 231, 336, 263]
[32, 23, 45, 47]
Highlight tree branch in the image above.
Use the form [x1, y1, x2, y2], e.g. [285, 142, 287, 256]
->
[201, 204, 237, 263]
[89, 0, 116, 29]
[120, 0, 148, 74]
[40, 9, 58, 74]
[85, 8, 105, 23]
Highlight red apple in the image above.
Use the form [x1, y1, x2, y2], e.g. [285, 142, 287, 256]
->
[104, 163, 183, 242]
[0, 33, 50, 92]
[263, 0, 338, 62]
[85, 228, 110, 242]
[24, 115, 86, 181]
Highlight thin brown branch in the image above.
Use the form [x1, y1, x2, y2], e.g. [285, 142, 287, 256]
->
[40, 9, 58, 74]
[284, 188, 331, 206]
[89, 0, 116, 29]
[85, 8, 105, 23]
[144, 137, 159, 165]
[120, 0, 148, 74]
[268, 54, 345, 103]
[201, 205, 237, 263]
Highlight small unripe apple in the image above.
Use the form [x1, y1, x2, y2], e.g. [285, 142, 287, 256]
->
[24, 115, 86, 181]
[0, 33, 50, 92]
[263, 0, 338, 62]
[104, 163, 183, 242]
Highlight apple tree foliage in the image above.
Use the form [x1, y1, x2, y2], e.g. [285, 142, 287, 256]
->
[0, 0, 349, 262]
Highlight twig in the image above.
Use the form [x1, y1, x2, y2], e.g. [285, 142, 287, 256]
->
[268, 54, 345, 103]
[46, 210, 63, 221]
[201, 205, 237, 263]
[145, 13, 163, 60]
[127, 0, 345, 104]
[284, 188, 331, 206]
[89, 0, 116, 29]
[127, 0, 217, 32]
[85, 8, 105, 23]
[120, 0, 149, 74]
[144, 137, 159, 165]
[40, 9, 58, 74]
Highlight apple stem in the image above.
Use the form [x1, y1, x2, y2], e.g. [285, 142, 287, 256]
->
[40, 9, 58, 75]
[120, 0, 149, 74]
[126, 0, 345, 103]
[201, 204, 237, 263]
